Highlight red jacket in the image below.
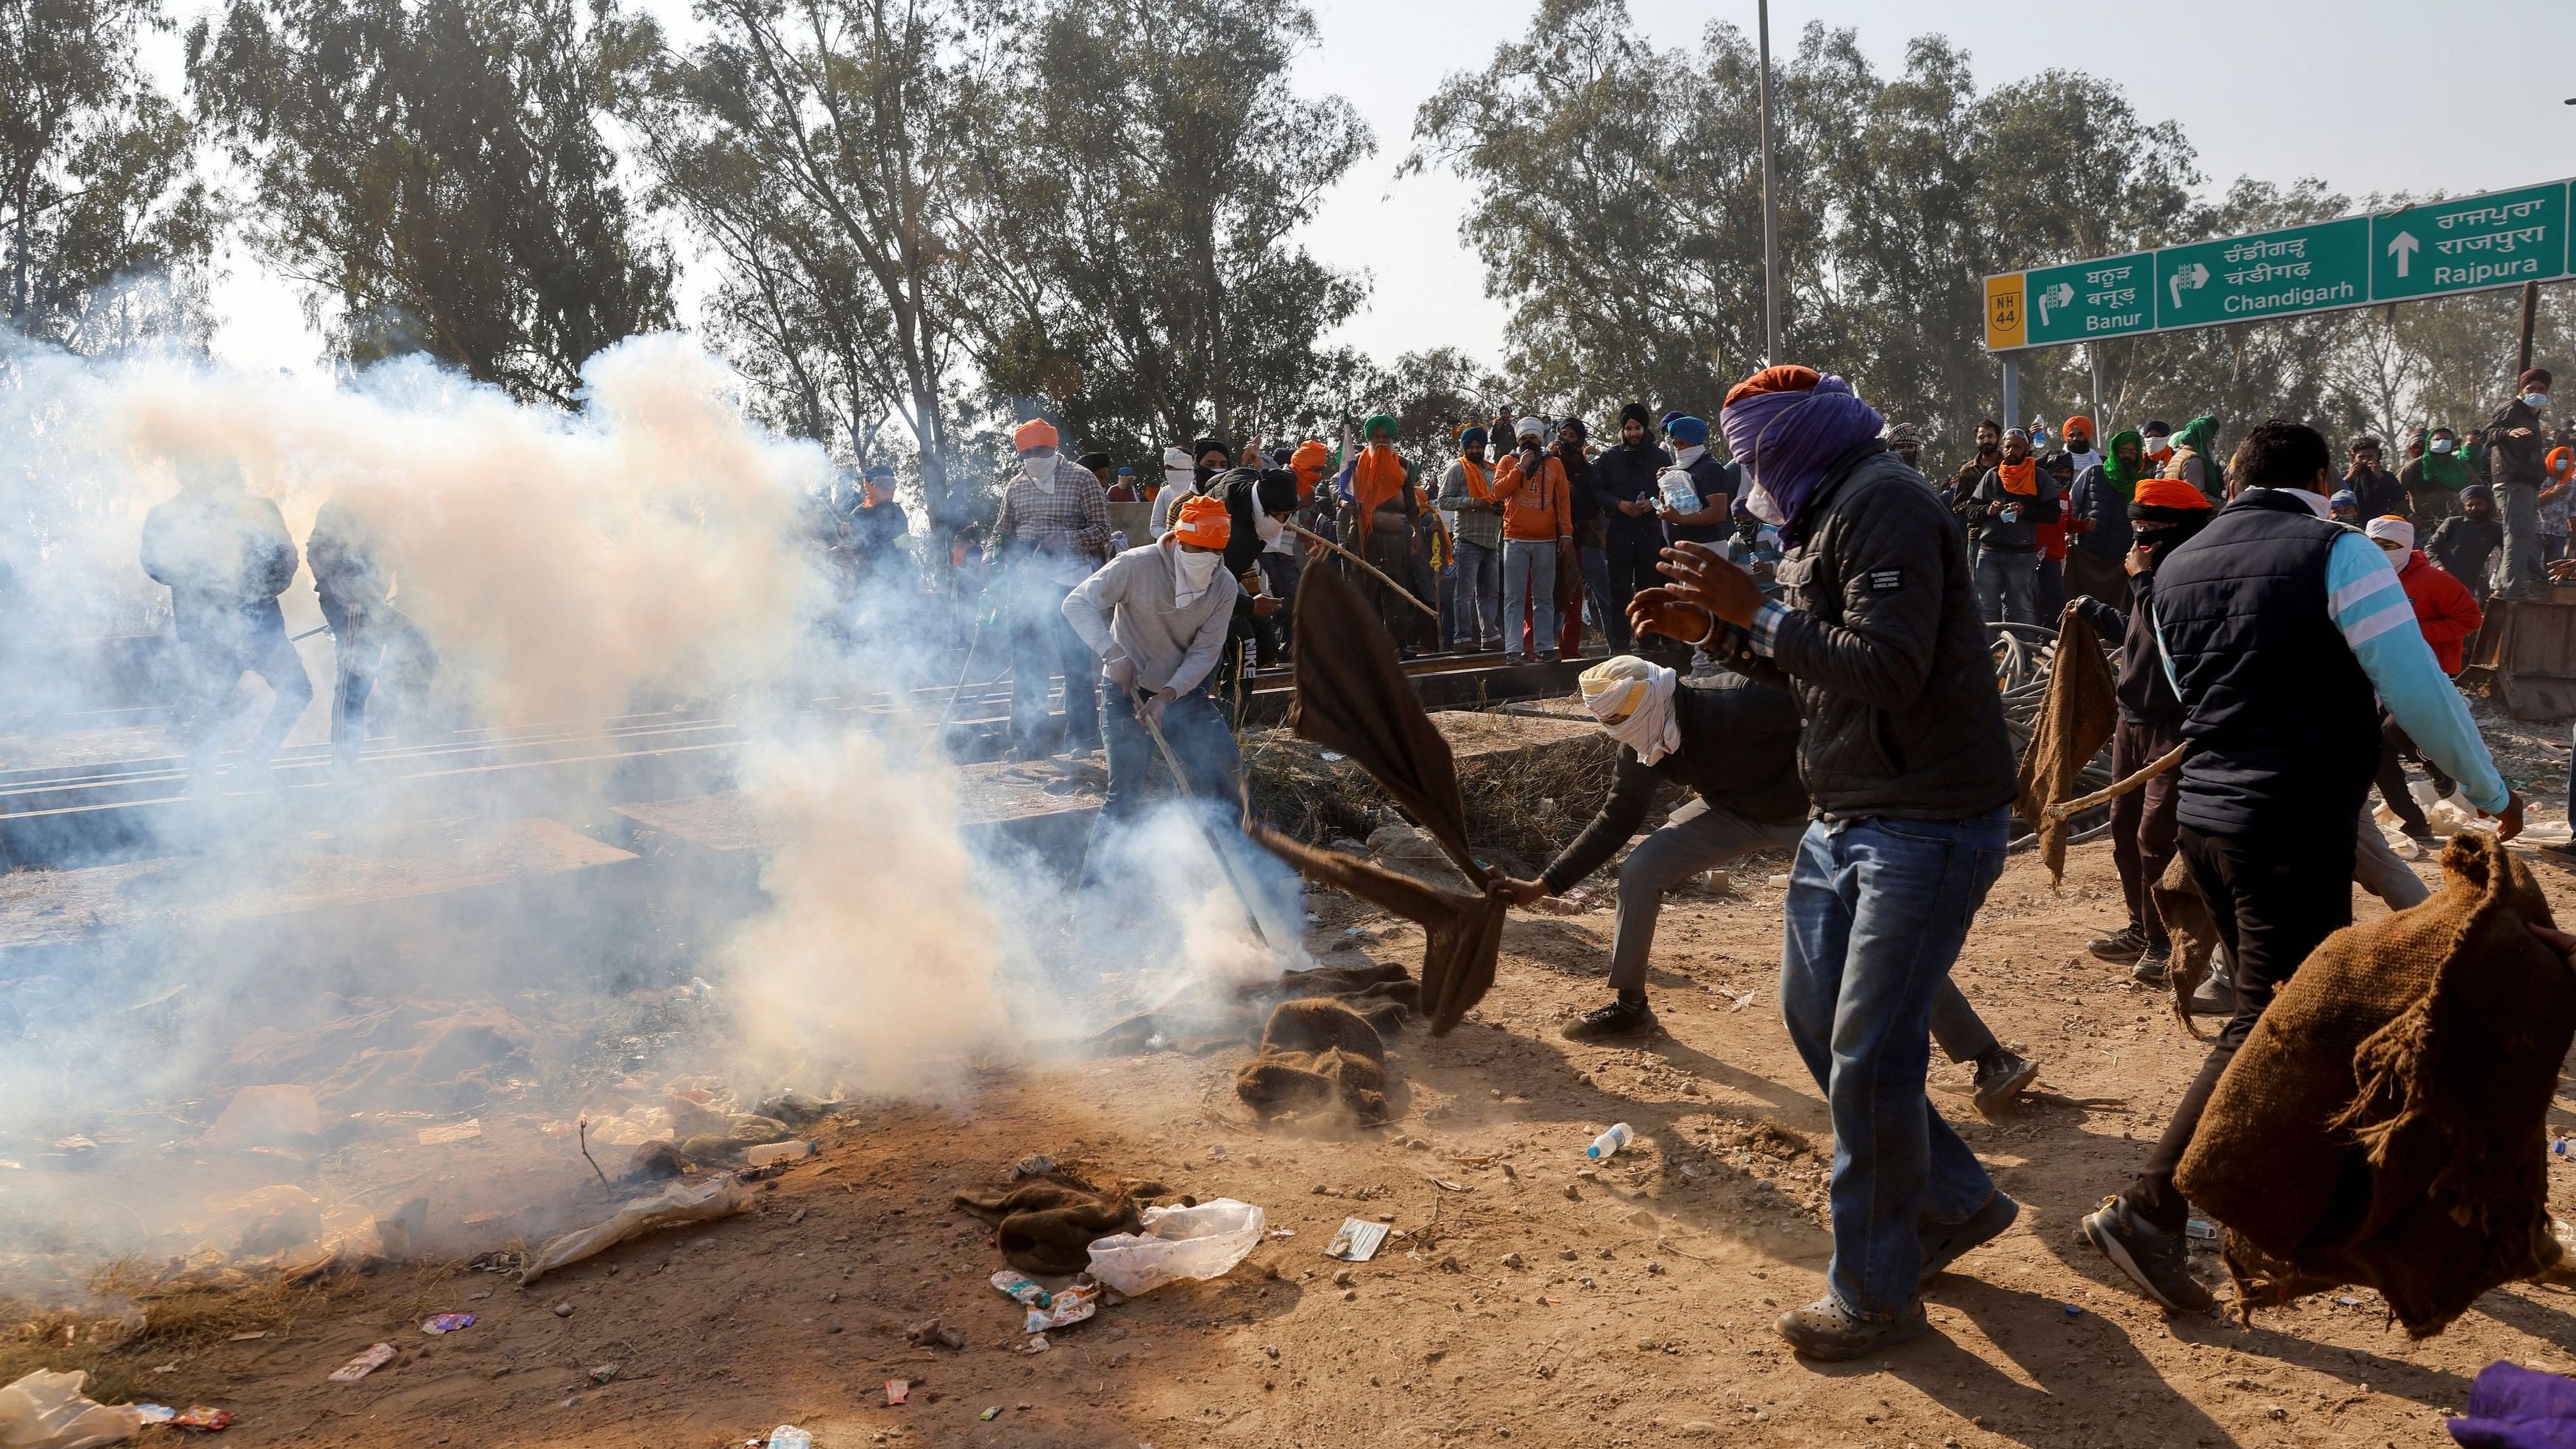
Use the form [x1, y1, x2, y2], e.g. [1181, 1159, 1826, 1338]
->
[2397, 549, 2483, 675]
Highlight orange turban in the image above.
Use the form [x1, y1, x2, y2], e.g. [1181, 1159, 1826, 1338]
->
[2131, 477, 2212, 512]
[2064, 415, 2095, 439]
[1723, 364, 1821, 409]
[1289, 439, 1332, 500]
[1011, 418, 1059, 451]
[1172, 494, 1231, 549]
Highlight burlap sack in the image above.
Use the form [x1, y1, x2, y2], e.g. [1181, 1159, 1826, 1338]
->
[2014, 608, 2119, 884]
[2174, 834, 2576, 1336]
[1234, 998, 1393, 1125]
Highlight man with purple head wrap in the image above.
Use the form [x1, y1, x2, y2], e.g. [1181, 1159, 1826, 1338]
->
[1627, 365, 2021, 1361]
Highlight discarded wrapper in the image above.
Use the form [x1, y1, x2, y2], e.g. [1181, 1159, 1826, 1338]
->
[744, 1139, 815, 1167]
[989, 1269, 1051, 1308]
[765, 1428, 813, 1449]
[885, 1378, 909, 1406]
[980, 1406, 1002, 1421]
[327, 1343, 395, 1382]
[176, 1406, 236, 1431]
[1324, 1217, 1390, 1263]
[1025, 1282, 1097, 1333]
[421, 1313, 476, 1335]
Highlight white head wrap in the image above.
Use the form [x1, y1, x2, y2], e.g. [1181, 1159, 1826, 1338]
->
[1578, 656, 1681, 766]
[2364, 515, 2415, 551]
[1515, 416, 1545, 445]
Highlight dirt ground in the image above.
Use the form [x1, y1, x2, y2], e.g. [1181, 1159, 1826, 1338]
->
[76, 794, 2576, 1449]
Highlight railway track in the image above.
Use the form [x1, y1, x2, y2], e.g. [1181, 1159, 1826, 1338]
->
[0, 650, 1584, 871]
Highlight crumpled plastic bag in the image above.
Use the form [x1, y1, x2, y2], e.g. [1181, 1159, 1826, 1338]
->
[520, 1177, 751, 1286]
[0, 1370, 146, 1449]
[1086, 1200, 1264, 1296]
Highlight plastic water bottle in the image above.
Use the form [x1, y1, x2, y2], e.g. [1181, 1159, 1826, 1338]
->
[767, 1428, 813, 1449]
[1657, 471, 1702, 513]
[1586, 1123, 1634, 1161]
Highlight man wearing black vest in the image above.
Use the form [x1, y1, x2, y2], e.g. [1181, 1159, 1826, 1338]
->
[2081, 419, 2524, 1314]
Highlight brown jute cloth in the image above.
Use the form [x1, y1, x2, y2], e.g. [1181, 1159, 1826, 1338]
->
[2173, 834, 2576, 1336]
[1234, 997, 1393, 1124]
[2013, 607, 2119, 884]
[1250, 564, 1507, 1034]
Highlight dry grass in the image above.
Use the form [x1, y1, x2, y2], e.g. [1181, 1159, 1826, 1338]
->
[0, 1260, 321, 1404]
[1243, 709, 1615, 860]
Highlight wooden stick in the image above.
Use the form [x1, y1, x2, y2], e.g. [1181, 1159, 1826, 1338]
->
[2042, 744, 2187, 823]
[1284, 520, 1440, 620]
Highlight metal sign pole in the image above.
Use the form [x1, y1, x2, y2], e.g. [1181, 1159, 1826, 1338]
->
[1757, 0, 1783, 367]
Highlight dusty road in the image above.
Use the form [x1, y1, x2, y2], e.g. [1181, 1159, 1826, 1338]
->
[105, 815, 2576, 1449]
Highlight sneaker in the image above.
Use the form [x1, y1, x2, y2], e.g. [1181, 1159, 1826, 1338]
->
[2081, 1196, 2216, 1313]
[1560, 996, 1657, 1041]
[1919, 1191, 2020, 1283]
[2187, 972, 2234, 1016]
[1501, 653, 1529, 665]
[1538, 653, 1560, 663]
[2087, 926, 2149, 964]
[1774, 1294, 1931, 1361]
[1970, 1049, 2039, 1116]
[2130, 946, 2170, 987]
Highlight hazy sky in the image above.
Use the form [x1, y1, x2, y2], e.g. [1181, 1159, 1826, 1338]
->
[196, 0, 2576, 378]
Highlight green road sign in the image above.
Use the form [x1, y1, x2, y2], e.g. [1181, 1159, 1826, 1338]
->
[2022, 251, 2154, 345]
[1985, 175, 2575, 352]
[2371, 182, 2569, 302]
[2154, 217, 2369, 331]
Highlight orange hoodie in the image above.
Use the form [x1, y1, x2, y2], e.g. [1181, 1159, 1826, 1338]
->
[1494, 452, 1572, 542]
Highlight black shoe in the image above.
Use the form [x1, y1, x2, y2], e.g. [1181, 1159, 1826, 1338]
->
[1970, 1049, 2039, 1116]
[1919, 1191, 2019, 1283]
[2082, 1196, 2216, 1313]
[2087, 926, 2148, 964]
[1774, 1295, 1931, 1361]
[2402, 826, 2441, 847]
[2130, 946, 2170, 987]
[1560, 996, 1657, 1041]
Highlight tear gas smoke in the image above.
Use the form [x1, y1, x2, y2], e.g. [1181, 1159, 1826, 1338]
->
[0, 330, 1295, 1293]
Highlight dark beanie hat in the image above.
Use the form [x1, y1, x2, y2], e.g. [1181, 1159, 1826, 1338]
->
[1192, 435, 1230, 461]
[1255, 470, 1299, 514]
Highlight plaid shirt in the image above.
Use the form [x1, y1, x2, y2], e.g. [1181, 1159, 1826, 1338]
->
[988, 456, 1111, 578]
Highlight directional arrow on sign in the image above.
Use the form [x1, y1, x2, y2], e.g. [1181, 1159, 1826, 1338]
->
[2387, 230, 2420, 278]
[2037, 281, 2074, 326]
[2169, 262, 2209, 310]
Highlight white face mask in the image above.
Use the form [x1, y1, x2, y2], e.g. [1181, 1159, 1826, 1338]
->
[2143, 436, 2170, 456]
[2526, 393, 2552, 410]
[1172, 545, 1222, 605]
[1023, 449, 1059, 491]
[2431, 439, 2455, 455]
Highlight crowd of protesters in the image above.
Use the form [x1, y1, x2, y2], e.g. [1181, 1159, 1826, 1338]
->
[143, 345, 2576, 1369]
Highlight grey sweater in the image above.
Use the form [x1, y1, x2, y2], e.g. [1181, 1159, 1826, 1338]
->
[1061, 542, 1242, 695]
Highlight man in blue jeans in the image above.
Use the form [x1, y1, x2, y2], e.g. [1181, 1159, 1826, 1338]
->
[1633, 364, 2023, 1360]
[1061, 494, 1245, 883]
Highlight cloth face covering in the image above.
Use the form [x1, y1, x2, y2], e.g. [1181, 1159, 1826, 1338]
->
[1024, 450, 1059, 493]
[1170, 542, 1222, 608]
[1578, 656, 1681, 765]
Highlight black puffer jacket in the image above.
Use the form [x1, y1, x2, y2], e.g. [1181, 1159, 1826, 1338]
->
[1720, 442, 2018, 821]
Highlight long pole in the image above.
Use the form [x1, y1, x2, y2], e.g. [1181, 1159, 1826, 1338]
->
[2519, 280, 2541, 375]
[1756, 0, 1783, 366]
[1285, 520, 1440, 620]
